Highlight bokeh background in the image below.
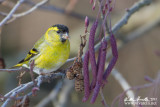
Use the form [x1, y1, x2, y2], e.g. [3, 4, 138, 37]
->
[0, 0, 160, 106]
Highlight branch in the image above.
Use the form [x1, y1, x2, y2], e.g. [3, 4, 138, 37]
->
[65, 1, 152, 102]
[53, 79, 74, 107]
[0, 0, 95, 22]
[94, 0, 152, 51]
[35, 81, 63, 107]
[0, 67, 27, 72]
[123, 13, 160, 42]
[24, 0, 95, 21]
[100, 88, 109, 107]
[0, 0, 25, 27]
[1, 72, 65, 107]
[65, 0, 152, 62]
[111, 71, 160, 107]
[14, 0, 48, 17]
[111, 69, 135, 99]
[106, 12, 160, 62]
[0, 0, 48, 24]
[71, 0, 151, 104]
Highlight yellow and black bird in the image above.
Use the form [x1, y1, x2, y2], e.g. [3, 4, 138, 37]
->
[14, 24, 70, 75]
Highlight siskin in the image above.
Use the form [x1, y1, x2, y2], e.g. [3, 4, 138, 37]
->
[14, 24, 70, 75]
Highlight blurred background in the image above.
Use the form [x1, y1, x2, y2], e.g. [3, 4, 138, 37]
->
[0, 0, 160, 106]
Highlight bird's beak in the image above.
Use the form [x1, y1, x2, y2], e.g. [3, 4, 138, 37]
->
[61, 32, 69, 42]
[62, 32, 69, 40]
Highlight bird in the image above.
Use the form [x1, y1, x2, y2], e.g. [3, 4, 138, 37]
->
[14, 24, 70, 75]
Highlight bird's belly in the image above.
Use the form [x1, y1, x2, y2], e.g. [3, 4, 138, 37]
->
[34, 43, 70, 74]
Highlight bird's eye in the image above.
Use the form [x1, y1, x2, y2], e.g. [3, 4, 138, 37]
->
[57, 31, 60, 33]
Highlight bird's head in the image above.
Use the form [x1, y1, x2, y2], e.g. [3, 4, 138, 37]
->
[45, 24, 69, 43]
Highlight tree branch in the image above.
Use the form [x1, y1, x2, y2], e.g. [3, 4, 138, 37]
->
[111, 71, 160, 107]
[53, 79, 74, 107]
[35, 81, 63, 107]
[111, 69, 135, 99]
[100, 88, 109, 107]
[0, 0, 48, 25]
[1, 73, 65, 107]
[94, 0, 152, 51]
[66, 0, 152, 62]
[0, 0, 25, 27]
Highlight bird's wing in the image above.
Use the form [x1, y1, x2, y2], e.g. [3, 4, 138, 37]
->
[14, 48, 39, 67]
[14, 36, 45, 67]
[19, 48, 39, 63]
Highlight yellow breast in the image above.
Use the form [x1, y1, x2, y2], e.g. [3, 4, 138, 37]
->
[34, 40, 70, 72]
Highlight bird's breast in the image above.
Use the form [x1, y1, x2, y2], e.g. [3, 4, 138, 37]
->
[34, 40, 70, 71]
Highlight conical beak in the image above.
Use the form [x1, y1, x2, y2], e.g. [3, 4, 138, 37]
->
[62, 32, 69, 40]
[61, 32, 69, 42]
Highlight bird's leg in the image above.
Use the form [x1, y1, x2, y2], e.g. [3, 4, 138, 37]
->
[29, 60, 40, 96]
[29, 60, 37, 87]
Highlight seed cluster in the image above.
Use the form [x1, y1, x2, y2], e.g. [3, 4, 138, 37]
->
[66, 60, 84, 92]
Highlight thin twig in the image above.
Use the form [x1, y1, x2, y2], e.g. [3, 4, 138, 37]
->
[53, 79, 74, 107]
[24, 0, 96, 21]
[65, 0, 152, 63]
[0, 0, 25, 27]
[0, 0, 48, 24]
[111, 69, 135, 99]
[66, 0, 152, 104]
[29, 60, 36, 87]
[14, 0, 48, 17]
[145, 76, 154, 82]
[78, 35, 87, 62]
[1, 73, 65, 107]
[35, 81, 63, 107]
[100, 88, 109, 107]
[94, 0, 152, 51]
[123, 13, 160, 42]
[16, 95, 27, 106]
[111, 72, 160, 107]
[0, 67, 28, 72]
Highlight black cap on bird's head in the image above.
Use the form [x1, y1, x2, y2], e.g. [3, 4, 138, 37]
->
[52, 24, 69, 33]
[52, 24, 69, 42]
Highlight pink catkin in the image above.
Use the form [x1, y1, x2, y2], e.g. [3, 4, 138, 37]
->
[92, 5, 96, 10]
[97, 43, 102, 71]
[82, 51, 90, 102]
[90, 39, 107, 103]
[92, 0, 96, 10]
[105, 3, 108, 9]
[90, 82, 101, 103]
[97, 39, 107, 82]
[89, 20, 98, 90]
[85, 16, 89, 33]
[90, 0, 93, 4]
[103, 34, 118, 81]
[85, 16, 89, 28]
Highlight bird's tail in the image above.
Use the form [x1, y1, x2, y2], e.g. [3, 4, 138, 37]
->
[12, 59, 28, 68]
[12, 63, 23, 68]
